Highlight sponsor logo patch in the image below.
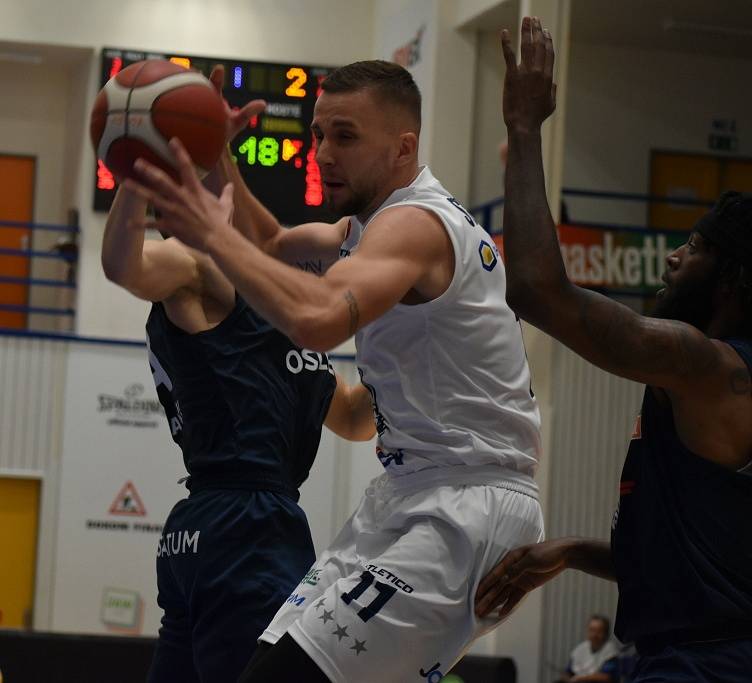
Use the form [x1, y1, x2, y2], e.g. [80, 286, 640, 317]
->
[301, 568, 322, 587]
[478, 240, 499, 271]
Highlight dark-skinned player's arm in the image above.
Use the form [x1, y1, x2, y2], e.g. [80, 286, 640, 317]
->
[501, 21, 743, 417]
[123, 140, 445, 352]
[101, 186, 204, 302]
[475, 537, 614, 618]
[325, 374, 377, 442]
[204, 65, 348, 268]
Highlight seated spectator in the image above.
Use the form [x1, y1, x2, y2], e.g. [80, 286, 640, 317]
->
[555, 615, 619, 683]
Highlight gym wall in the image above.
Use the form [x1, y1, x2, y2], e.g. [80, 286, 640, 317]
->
[564, 40, 752, 225]
[469, 28, 752, 226]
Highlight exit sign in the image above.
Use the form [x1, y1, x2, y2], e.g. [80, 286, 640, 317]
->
[709, 118, 738, 152]
[709, 134, 738, 152]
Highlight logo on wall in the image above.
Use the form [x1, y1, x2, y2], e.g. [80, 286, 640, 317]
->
[109, 481, 147, 517]
[84, 481, 161, 534]
[97, 382, 163, 428]
[392, 25, 425, 68]
[101, 587, 144, 635]
[492, 229, 686, 294]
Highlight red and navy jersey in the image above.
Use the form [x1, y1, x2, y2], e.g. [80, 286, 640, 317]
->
[611, 338, 752, 647]
[145, 295, 335, 497]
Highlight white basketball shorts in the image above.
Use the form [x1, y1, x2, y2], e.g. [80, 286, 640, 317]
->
[260, 472, 544, 682]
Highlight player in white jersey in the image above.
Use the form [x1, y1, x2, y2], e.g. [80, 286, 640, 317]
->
[126, 60, 543, 683]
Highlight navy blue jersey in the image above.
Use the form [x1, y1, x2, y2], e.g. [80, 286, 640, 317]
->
[611, 339, 752, 647]
[145, 295, 336, 496]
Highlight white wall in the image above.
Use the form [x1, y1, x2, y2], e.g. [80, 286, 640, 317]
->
[469, 28, 508, 229]
[428, 0, 477, 203]
[372, 0, 477, 205]
[563, 42, 752, 225]
[455, 0, 513, 29]
[372, 0, 439, 168]
[0, 0, 374, 65]
[469, 35, 752, 229]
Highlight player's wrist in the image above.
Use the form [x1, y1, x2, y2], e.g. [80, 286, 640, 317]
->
[560, 537, 588, 570]
[203, 218, 236, 256]
[506, 125, 543, 141]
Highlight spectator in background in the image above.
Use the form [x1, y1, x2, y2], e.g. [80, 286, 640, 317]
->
[555, 615, 619, 683]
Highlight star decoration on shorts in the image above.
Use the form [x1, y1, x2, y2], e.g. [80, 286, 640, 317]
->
[314, 598, 327, 611]
[332, 623, 350, 642]
[318, 609, 334, 624]
[350, 639, 367, 655]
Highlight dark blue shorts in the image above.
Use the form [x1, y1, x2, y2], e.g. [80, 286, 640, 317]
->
[146, 488, 315, 683]
[631, 639, 752, 682]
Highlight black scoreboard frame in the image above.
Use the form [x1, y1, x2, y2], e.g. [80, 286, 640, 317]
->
[94, 47, 337, 226]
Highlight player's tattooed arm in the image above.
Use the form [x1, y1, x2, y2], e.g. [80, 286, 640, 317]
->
[344, 290, 360, 336]
[475, 538, 614, 618]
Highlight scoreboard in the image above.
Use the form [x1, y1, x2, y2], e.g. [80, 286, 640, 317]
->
[94, 48, 336, 225]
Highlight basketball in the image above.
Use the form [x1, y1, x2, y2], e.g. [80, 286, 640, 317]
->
[90, 59, 227, 182]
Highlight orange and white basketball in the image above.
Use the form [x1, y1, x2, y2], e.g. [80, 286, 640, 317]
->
[90, 59, 227, 181]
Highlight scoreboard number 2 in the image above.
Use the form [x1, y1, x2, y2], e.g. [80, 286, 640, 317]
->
[285, 67, 307, 98]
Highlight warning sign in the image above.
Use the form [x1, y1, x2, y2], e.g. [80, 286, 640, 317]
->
[108, 481, 147, 517]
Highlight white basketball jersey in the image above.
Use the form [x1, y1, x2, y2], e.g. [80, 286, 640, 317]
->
[340, 167, 541, 491]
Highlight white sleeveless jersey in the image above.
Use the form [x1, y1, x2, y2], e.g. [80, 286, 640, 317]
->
[341, 167, 541, 492]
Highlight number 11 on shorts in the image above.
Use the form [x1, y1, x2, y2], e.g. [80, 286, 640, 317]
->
[341, 571, 397, 622]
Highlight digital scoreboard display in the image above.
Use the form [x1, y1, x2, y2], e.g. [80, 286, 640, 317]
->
[94, 48, 336, 225]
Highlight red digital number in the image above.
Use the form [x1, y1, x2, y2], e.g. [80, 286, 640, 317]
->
[305, 136, 323, 206]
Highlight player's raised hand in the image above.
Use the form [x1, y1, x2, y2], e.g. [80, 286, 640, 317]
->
[475, 539, 570, 618]
[125, 138, 234, 252]
[501, 16, 556, 134]
[210, 64, 267, 142]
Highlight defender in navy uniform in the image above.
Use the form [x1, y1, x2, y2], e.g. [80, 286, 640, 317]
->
[102, 185, 375, 683]
[475, 19, 752, 682]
